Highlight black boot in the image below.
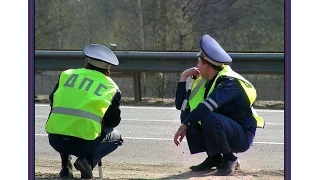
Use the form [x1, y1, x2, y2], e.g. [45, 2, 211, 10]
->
[215, 157, 240, 176]
[59, 155, 73, 178]
[190, 154, 222, 171]
[74, 157, 93, 179]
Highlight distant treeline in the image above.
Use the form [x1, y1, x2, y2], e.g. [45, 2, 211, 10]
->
[35, 0, 284, 52]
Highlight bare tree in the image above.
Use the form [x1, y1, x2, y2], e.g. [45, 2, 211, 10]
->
[35, 0, 71, 49]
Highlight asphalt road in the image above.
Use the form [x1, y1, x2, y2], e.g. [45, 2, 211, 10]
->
[35, 104, 284, 171]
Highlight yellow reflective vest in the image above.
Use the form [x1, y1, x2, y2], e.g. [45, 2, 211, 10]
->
[188, 65, 264, 128]
[45, 68, 119, 140]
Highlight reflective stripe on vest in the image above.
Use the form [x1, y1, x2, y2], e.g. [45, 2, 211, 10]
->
[189, 78, 206, 100]
[45, 68, 118, 140]
[188, 65, 265, 128]
[51, 107, 103, 123]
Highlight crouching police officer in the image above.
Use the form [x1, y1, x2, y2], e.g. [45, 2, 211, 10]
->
[173, 34, 264, 176]
[45, 44, 123, 179]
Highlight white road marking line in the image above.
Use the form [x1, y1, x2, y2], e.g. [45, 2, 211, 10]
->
[35, 134, 283, 145]
[35, 116, 283, 126]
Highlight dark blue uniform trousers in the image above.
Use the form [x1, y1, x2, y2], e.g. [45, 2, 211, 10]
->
[49, 126, 122, 168]
[186, 112, 255, 156]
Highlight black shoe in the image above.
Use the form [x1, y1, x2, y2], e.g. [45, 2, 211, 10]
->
[74, 157, 93, 179]
[215, 158, 240, 176]
[59, 166, 73, 178]
[190, 157, 222, 171]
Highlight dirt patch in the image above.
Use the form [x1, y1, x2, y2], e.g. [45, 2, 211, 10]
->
[35, 95, 284, 110]
[35, 159, 284, 180]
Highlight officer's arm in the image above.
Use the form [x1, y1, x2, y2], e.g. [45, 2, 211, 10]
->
[182, 77, 240, 126]
[49, 74, 62, 107]
[175, 82, 187, 110]
[102, 90, 121, 127]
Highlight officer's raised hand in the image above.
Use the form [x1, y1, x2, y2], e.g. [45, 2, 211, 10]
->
[180, 67, 200, 81]
[173, 124, 187, 146]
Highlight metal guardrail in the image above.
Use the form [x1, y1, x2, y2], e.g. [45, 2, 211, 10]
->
[35, 51, 284, 73]
[35, 50, 284, 101]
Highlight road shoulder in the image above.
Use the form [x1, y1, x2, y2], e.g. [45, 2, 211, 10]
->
[35, 159, 284, 180]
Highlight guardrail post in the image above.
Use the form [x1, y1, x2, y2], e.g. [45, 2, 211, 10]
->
[133, 72, 142, 102]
